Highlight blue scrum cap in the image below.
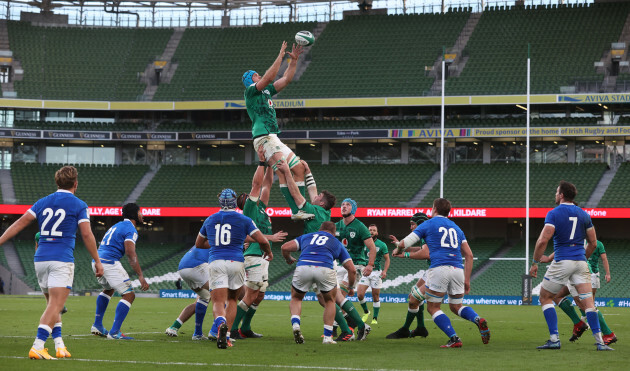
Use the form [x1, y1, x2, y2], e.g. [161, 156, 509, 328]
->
[342, 198, 357, 215]
[242, 70, 256, 87]
[219, 188, 238, 209]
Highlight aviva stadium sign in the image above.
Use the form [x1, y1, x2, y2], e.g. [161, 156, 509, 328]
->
[557, 93, 630, 103]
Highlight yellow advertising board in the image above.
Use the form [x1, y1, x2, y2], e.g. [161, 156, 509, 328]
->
[390, 126, 630, 139]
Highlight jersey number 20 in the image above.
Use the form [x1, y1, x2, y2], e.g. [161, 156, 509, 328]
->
[439, 227, 459, 248]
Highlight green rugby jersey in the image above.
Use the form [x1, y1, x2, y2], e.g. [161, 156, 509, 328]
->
[243, 198, 273, 256]
[244, 83, 280, 138]
[301, 202, 331, 234]
[335, 218, 371, 266]
[366, 238, 389, 271]
[587, 240, 606, 274]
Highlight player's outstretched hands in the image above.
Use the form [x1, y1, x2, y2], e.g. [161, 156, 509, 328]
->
[94, 261, 104, 277]
[287, 44, 304, 60]
[278, 41, 288, 57]
[270, 230, 288, 242]
[529, 263, 538, 278]
[284, 255, 297, 265]
[139, 276, 150, 291]
[389, 235, 403, 255]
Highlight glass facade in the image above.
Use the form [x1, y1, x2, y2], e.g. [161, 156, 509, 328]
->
[46, 145, 115, 165]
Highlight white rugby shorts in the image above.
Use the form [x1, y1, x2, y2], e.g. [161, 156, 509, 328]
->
[35, 261, 74, 293]
[293, 265, 337, 293]
[209, 260, 245, 290]
[542, 260, 591, 294]
[92, 261, 133, 295]
[245, 256, 269, 291]
[567, 271, 600, 297]
[253, 134, 293, 162]
[425, 265, 465, 296]
[358, 270, 383, 289]
[179, 263, 210, 290]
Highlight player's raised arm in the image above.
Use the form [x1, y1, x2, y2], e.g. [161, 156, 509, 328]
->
[260, 166, 274, 205]
[301, 160, 319, 203]
[248, 147, 266, 200]
[256, 41, 287, 91]
[277, 161, 306, 206]
[79, 221, 103, 277]
[125, 240, 149, 291]
[274, 44, 303, 93]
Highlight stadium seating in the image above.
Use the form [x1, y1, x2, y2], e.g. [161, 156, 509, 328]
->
[12, 239, 38, 289]
[281, 12, 470, 98]
[153, 22, 317, 101]
[417, 163, 607, 207]
[13, 120, 149, 132]
[0, 246, 9, 269]
[446, 3, 630, 95]
[599, 162, 630, 207]
[593, 239, 630, 298]
[7, 21, 172, 101]
[11, 163, 149, 206]
[137, 163, 436, 207]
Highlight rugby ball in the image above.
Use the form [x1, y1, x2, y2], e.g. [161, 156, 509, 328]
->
[295, 31, 314, 46]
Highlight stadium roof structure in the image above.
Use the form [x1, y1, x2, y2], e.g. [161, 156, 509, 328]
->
[18, 0, 351, 12]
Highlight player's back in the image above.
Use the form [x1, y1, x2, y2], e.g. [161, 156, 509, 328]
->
[303, 203, 330, 234]
[31, 190, 89, 263]
[414, 216, 465, 269]
[97, 219, 138, 263]
[297, 231, 350, 269]
[202, 210, 258, 263]
[179, 246, 210, 270]
[546, 203, 592, 261]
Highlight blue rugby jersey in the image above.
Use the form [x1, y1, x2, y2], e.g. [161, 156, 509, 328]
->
[199, 210, 259, 263]
[295, 231, 351, 270]
[178, 246, 210, 270]
[412, 216, 466, 269]
[97, 219, 138, 263]
[544, 203, 593, 261]
[29, 190, 90, 263]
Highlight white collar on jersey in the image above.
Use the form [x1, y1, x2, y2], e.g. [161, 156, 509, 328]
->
[56, 189, 72, 194]
[434, 215, 447, 218]
[221, 208, 237, 212]
[123, 218, 133, 222]
[560, 202, 574, 205]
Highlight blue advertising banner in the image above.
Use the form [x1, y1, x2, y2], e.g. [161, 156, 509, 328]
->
[159, 290, 630, 307]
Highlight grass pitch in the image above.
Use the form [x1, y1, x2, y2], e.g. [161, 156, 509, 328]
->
[0, 295, 628, 370]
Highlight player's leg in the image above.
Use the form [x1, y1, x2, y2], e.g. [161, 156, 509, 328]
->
[425, 288, 461, 348]
[338, 291, 370, 340]
[448, 268, 489, 344]
[234, 257, 267, 338]
[386, 280, 423, 339]
[290, 286, 306, 344]
[210, 287, 228, 341]
[589, 273, 615, 343]
[560, 285, 589, 342]
[240, 290, 265, 337]
[225, 288, 240, 345]
[166, 301, 196, 337]
[232, 286, 259, 337]
[192, 284, 211, 340]
[92, 289, 114, 336]
[91, 261, 113, 336]
[537, 285, 562, 349]
[107, 262, 136, 339]
[30, 286, 70, 360]
[357, 282, 370, 321]
[371, 287, 381, 324]
[320, 288, 337, 344]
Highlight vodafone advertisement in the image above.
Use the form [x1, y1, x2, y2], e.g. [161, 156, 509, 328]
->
[0, 205, 628, 218]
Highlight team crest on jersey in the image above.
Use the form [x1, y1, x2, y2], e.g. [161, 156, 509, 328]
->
[267, 98, 273, 108]
[342, 238, 348, 247]
[350, 231, 356, 238]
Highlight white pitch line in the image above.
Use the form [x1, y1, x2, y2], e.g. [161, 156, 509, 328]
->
[0, 356, 406, 370]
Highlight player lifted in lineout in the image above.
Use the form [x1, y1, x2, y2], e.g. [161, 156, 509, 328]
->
[242, 42, 313, 221]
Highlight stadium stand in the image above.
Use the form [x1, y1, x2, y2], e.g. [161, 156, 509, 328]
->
[11, 163, 149, 206]
[417, 163, 607, 207]
[281, 11, 470, 98]
[599, 162, 630, 207]
[469, 240, 527, 296]
[593, 239, 630, 298]
[0, 246, 8, 269]
[13, 120, 149, 132]
[137, 164, 437, 207]
[7, 21, 172, 101]
[12, 239, 38, 289]
[153, 22, 317, 101]
[446, 3, 630, 95]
